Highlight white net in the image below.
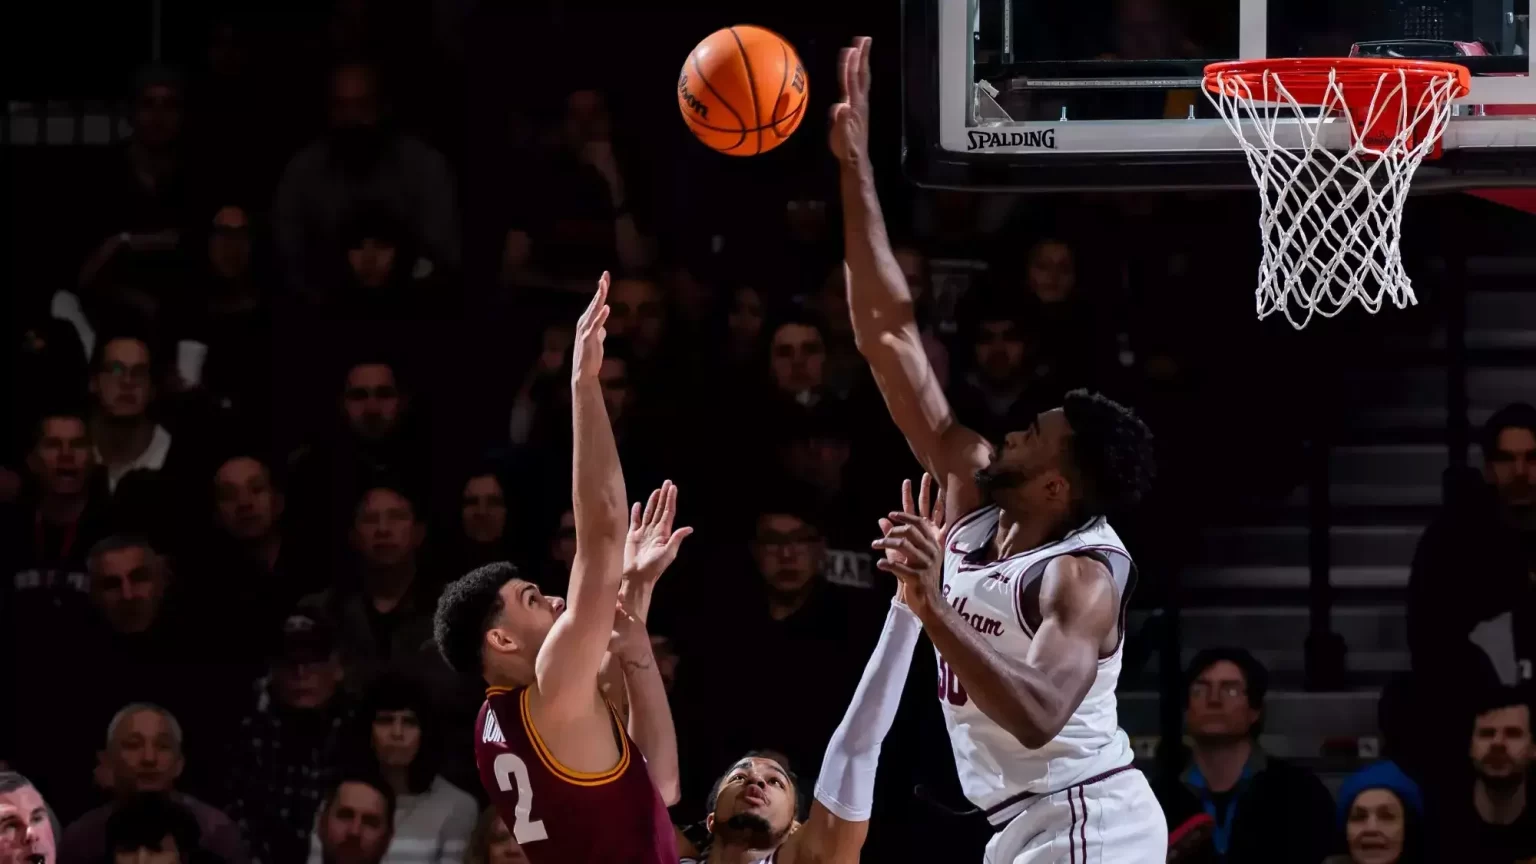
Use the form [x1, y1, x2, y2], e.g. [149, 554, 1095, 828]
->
[1204, 64, 1463, 329]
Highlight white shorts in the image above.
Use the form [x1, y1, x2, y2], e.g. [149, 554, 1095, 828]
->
[984, 767, 1168, 864]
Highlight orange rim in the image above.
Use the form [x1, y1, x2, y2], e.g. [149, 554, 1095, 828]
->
[1203, 58, 1471, 108]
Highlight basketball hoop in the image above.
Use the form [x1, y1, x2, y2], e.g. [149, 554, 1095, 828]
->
[1203, 58, 1470, 328]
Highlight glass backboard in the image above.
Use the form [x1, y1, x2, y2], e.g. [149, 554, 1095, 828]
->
[904, 0, 1536, 190]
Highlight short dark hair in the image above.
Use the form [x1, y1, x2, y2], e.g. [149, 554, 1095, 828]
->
[0, 772, 61, 847]
[105, 793, 200, 862]
[1472, 685, 1531, 727]
[1482, 403, 1536, 459]
[434, 562, 520, 680]
[91, 330, 155, 374]
[1187, 647, 1269, 734]
[353, 478, 420, 524]
[323, 772, 397, 829]
[33, 409, 89, 446]
[87, 534, 158, 571]
[1060, 390, 1155, 521]
[705, 750, 805, 819]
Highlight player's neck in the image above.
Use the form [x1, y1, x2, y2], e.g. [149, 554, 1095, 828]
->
[705, 841, 779, 864]
[1191, 737, 1253, 793]
[993, 508, 1063, 559]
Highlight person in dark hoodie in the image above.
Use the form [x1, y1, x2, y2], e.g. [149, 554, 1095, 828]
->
[1151, 648, 1337, 864]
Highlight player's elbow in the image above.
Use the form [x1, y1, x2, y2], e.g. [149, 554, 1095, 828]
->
[657, 777, 682, 807]
[1004, 696, 1070, 750]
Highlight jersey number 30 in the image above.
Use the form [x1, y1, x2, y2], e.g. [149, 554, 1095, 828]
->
[494, 753, 549, 844]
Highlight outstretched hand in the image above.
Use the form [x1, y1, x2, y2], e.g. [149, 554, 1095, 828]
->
[572, 271, 610, 384]
[871, 472, 947, 608]
[624, 480, 694, 586]
[829, 36, 872, 165]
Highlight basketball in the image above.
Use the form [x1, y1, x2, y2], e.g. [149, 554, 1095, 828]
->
[677, 26, 808, 156]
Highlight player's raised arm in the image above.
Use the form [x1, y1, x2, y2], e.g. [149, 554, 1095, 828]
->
[778, 478, 932, 864]
[874, 502, 1120, 749]
[533, 272, 630, 721]
[831, 36, 989, 520]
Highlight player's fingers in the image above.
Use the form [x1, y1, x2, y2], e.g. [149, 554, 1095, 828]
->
[933, 486, 947, 529]
[838, 46, 855, 100]
[661, 480, 678, 526]
[857, 37, 873, 98]
[918, 472, 933, 520]
[878, 517, 894, 537]
[629, 501, 642, 530]
[641, 486, 661, 526]
[900, 477, 914, 516]
[667, 526, 694, 550]
[875, 558, 924, 582]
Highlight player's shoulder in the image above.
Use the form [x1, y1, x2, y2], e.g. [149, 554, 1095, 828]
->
[945, 504, 1001, 551]
[477, 686, 524, 747]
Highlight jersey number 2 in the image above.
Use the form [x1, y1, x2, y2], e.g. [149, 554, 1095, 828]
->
[494, 753, 549, 844]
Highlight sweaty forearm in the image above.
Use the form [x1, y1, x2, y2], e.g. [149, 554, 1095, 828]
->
[838, 160, 914, 336]
[913, 596, 1066, 749]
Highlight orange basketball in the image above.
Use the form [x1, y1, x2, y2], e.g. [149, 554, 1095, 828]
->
[678, 26, 808, 156]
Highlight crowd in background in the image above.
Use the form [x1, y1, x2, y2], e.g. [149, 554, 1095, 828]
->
[1, 2, 1533, 863]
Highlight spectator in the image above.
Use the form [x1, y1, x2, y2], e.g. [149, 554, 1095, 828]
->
[89, 335, 174, 496]
[671, 495, 879, 817]
[1324, 762, 1425, 864]
[224, 612, 355, 864]
[949, 295, 1055, 444]
[499, 89, 648, 294]
[722, 285, 767, 373]
[766, 311, 832, 411]
[536, 508, 577, 598]
[0, 772, 59, 864]
[1431, 689, 1536, 861]
[507, 323, 573, 449]
[309, 675, 475, 864]
[303, 484, 443, 697]
[313, 776, 395, 864]
[890, 245, 950, 390]
[450, 464, 516, 574]
[273, 63, 459, 302]
[102, 793, 203, 864]
[1150, 648, 1336, 864]
[58, 704, 246, 864]
[0, 411, 111, 637]
[462, 809, 529, 864]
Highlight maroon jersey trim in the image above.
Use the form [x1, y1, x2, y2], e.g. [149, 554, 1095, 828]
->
[515, 687, 632, 786]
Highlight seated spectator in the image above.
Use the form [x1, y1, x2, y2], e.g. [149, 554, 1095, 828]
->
[303, 483, 444, 697]
[1150, 648, 1336, 864]
[59, 704, 245, 864]
[313, 776, 395, 864]
[273, 63, 458, 302]
[309, 675, 475, 864]
[534, 508, 576, 598]
[1324, 762, 1425, 864]
[0, 772, 59, 864]
[949, 294, 1056, 444]
[449, 464, 516, 575]
[1429, 689, 1536, 861]
[224, 612, 355, 864]
[101, 793, 209, 864]
[89, 334, 174, 496]
[462, 809, 529, 864]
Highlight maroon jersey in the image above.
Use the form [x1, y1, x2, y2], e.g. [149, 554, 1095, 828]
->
[475, 686, 678, 864]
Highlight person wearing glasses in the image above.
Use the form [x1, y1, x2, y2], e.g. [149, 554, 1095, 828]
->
[1152, 648, 1336, 864]
[89, 333, 173, 495]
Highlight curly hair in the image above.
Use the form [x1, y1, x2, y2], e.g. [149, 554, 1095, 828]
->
[1060, 389, 1156, 521]
[433, 561, 519, 682]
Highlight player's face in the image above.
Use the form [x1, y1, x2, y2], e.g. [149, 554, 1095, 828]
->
[753, 514, 822, 596]
[1185, 660, 1259, 740]
[214, 457, 279, 541]
[484, 816, 531, 864]
[496, 580, 564, 662]
[769, 323, 825, 398]
[107, 708, 184, 794]
[320, 782, 392, 864]
[1486, 427, 1536, 510]
[978, 409, 1070, 498]
[1344, 789, 1406, 864]
[0, 783, 55, 864]
[1470, 704, 1531, 781]
[371, 709, 423, 770]
[112, 835, 180, 864]
[93, 339, 154, 420]
[352, 488, 421, 568]
[342, 365, 401, 440]
[90, 546, 168, 635]
[709, 758, 796, 846]
[30, 417, 91, 496]
[462, 475, 508, 545]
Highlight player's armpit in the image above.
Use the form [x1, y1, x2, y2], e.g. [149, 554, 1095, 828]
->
[1015, 555, 1121, 744]
[776, 801, 867, 864]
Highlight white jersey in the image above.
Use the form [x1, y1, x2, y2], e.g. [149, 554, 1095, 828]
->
[937, 505, 1137, 826]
